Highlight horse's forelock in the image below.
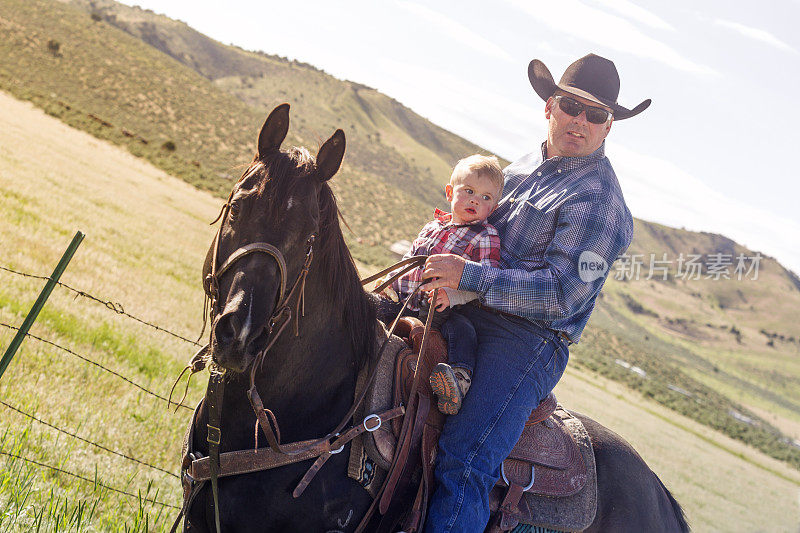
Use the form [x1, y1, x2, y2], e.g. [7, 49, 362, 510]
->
[239, 147, 315, 222]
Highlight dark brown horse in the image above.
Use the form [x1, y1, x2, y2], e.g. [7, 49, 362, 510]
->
[181, 104, 689, 532]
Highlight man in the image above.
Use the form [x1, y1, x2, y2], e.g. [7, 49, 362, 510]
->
[421, 54, 650, 532]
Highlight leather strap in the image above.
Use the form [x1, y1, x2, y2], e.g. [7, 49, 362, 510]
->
[379, 391, 430, 515]
[169, 400, 205, 533]
[292, 406, 406, 498]
[360, 255, 427, 290]
[215, 242, 288, 305]
[487, 483, 525, 533]
[206, 371, 225, 533]
[352, 290, 439, 533]
[378, 293, 438, 514]
[189, 439, 328, 481]
[168, 478, 207, 533]
[402, 476, 426, 532]
[415, 415, 439, 530]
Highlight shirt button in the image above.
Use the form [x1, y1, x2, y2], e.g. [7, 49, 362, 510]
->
[557, 169, 562, 173]
[537, 171, 542, 176]
[509, 197, 515, 203]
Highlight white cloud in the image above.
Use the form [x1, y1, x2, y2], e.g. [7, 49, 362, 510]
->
[376, 58, 542, 156]
[609, 142, 800, 273]
[714, 19, 797, 54]
[504, 0, 718, 76]
[598, 0, 675, 31]
[394, 1, 513, 63]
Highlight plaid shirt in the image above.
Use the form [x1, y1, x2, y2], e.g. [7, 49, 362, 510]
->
[394, 209, 501, 311]
[459, 142, 634, 343]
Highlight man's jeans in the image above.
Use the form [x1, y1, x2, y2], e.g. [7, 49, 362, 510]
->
[424, 305, 569, 533]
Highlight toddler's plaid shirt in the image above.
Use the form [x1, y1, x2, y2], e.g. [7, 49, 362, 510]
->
[393, 209, 501, 311]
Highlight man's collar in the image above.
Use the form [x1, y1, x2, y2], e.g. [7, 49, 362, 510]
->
[540, 141, 606, 172]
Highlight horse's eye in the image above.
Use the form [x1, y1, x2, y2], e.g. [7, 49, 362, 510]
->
[229, 202, 241, 220]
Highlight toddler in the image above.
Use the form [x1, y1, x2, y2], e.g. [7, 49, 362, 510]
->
[378, 154, 504, 414]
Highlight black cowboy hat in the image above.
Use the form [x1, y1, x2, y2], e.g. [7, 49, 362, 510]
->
[528, 54, 651, 120]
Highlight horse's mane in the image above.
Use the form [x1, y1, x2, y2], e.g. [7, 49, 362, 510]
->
[655, 474, 690, 532]
[244, 147, 377, 369]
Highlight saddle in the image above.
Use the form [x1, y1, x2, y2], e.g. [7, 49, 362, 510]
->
[351, 317, 597, 532]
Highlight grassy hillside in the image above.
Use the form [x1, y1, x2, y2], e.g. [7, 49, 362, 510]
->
[1, 0, 495, 267]
[0, 91, 211, 530]
[586, 221, 800, 462]
[2, 89, 799, 532]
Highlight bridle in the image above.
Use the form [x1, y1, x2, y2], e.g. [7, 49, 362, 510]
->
[201, 194, 319, 533]
[205, 193, 317, 342]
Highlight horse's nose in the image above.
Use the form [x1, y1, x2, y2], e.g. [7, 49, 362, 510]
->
[213, 312, 243, 350]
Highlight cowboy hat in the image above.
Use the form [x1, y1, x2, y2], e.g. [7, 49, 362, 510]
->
[528, 54, 650, 120]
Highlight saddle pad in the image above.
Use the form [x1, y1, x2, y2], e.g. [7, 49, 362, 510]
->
[347, 321, 409, 491]
[510, 526, 563, 533]
[491, 408, 597, 533]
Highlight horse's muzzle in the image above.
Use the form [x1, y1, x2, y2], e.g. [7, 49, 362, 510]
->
[211, 310, 271, 373]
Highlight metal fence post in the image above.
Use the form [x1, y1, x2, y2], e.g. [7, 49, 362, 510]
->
[0, 231, 85, 380]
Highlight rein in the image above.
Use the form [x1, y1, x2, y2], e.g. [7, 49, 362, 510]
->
[172, 195, 432, 533]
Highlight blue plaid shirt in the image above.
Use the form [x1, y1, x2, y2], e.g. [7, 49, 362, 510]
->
[459, 142, 633, 343]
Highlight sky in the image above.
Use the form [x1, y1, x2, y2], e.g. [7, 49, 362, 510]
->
[120, 0, 800, 273]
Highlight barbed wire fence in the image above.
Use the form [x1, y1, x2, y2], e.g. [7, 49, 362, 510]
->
[0, 322, 193, 412]
[0, 265, 202, 347]
[0, 400, 179, 478]
[0, 263, 207, 513]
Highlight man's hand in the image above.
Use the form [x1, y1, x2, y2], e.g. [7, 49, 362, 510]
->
[422, 254, 466, 291]
[434, 289, 451, 312]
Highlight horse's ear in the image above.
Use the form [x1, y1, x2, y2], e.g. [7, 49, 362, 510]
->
[316, 129, 346, 182]
[257, 103, 290, 158]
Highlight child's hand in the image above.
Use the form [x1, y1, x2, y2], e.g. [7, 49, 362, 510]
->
[434, 289, 450, 311]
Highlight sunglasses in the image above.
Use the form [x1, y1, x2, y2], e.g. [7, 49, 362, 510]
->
[554, 95, 612, 124]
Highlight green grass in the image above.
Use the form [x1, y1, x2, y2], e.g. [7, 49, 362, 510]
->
[0, 89, 215, 529]
[0, 427, 172, 532]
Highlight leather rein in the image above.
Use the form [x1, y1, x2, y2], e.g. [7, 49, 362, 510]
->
[171, 196, 432, 533]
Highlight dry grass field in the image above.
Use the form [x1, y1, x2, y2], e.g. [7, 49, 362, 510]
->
[1, 90, 799, 530]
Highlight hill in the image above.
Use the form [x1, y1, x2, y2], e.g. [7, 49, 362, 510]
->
[1, 87, 799, 532]
[1, 0, 799, 499]
[1, 0, 494, 267]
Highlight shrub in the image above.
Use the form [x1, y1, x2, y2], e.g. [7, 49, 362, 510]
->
[47, 39, 61, 56]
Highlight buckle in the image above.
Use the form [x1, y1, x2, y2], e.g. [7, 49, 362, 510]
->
[207, 424, 221, 445]
[330, 433, 344, 454]
[501, 462, 535, 491]
[363, 413, 382, 432]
